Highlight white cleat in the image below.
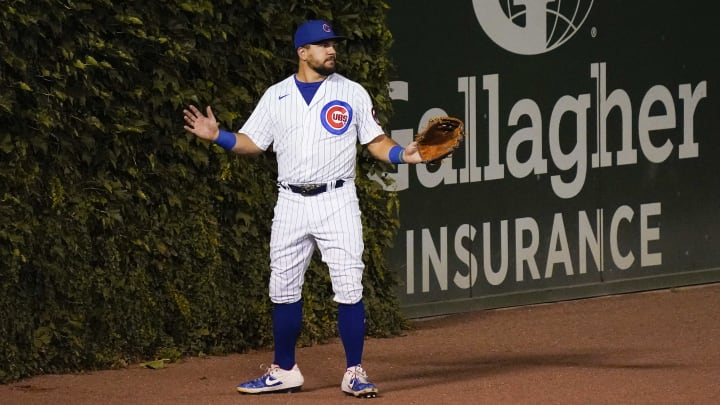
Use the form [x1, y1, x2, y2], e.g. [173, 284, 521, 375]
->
[236, 364, 304, 394]
[341, 365, 379, 398]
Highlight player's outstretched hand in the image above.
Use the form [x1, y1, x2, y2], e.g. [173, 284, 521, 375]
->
[183, 105, 219, 141]
[402, 141, 423, 164]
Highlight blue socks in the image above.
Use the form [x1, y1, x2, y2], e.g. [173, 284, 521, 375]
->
[272, 300, 303, 370]
[338, 300, 366, 368]
[272, 300, 366, 370]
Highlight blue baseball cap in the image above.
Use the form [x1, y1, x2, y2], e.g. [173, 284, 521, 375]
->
[293, 20, 345, 48]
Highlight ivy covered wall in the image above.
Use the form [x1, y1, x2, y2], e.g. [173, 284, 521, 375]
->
[0, 0, 404, 382]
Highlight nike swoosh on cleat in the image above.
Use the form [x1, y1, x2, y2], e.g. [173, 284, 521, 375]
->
[278, 94, 290, 100]
[264, 377, 282, 386]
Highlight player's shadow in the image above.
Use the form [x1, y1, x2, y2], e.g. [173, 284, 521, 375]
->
[366, 349, 686, 393]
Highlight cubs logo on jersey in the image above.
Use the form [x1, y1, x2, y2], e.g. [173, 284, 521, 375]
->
[321, 100, 353, 135]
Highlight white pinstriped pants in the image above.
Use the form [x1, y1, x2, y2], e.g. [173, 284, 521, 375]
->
[268, 181, 365, 304]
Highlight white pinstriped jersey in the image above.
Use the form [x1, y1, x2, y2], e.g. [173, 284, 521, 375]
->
[240, 73, 385, 184]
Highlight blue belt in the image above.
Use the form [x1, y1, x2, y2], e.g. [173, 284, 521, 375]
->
[280, 179, 345, 196]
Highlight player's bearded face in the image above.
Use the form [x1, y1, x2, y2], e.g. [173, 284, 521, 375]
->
[310, 56, 336, 76]
[306, 42, 337, 76]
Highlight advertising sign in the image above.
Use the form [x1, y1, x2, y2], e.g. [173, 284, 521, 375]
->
[383, 1, 720, 317]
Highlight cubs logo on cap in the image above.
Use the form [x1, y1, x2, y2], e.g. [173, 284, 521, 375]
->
[294, 20, 345, 48]
[321, 100, 353, 135]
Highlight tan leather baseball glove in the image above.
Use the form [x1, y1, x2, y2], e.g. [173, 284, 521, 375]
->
[414, 116, 465, 164]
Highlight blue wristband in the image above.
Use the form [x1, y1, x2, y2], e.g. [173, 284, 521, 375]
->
[389, 145, 405, 164]
[215, 130, 237, 151]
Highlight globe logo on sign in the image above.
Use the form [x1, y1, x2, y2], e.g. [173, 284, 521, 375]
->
[472, 0, 593, 55]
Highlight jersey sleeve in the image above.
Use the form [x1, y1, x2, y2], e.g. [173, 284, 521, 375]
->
[354, 84, 386, 145]
[239, 90, 275, 151]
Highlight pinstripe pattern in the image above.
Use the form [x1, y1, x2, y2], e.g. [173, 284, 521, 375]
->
[241, 73, 383, 183]
[241, 73, 382, 304]
[269, 184, 363, 304]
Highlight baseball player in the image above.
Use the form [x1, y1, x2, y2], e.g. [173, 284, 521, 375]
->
[183, 20, 421, 398]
